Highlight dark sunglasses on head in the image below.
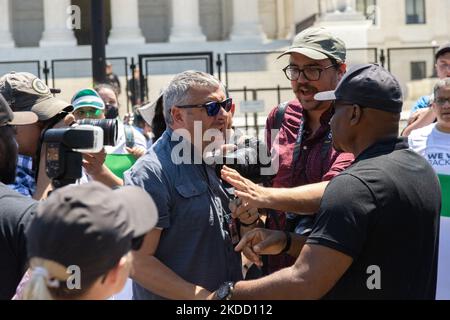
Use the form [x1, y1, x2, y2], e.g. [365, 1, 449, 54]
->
[176, 98, 233, 117]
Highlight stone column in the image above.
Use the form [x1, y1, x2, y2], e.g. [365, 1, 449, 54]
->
[108, 0, 145, 45]
[230, 0, 266, 42]
[0, 0, 15, 48]
[39, 0, 77, 47]
[345, 0, 356, 12]
[169, 0, 206, 42]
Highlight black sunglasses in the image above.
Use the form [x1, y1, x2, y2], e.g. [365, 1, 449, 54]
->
[176, 98, 233, 117]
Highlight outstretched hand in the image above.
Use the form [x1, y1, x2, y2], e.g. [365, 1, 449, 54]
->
[221, 166, 271, 210]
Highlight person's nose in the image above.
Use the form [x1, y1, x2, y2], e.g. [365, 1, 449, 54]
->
[295, 72, 309, 85]
[216, 105, 228, 119]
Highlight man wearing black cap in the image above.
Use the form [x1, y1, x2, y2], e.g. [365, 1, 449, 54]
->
[0, 93, 39, 299]
[403, 43, 450, 136]
[0, 72, 73, 199]
[19, 181, 157, 300]
[215, 64, 440, 300]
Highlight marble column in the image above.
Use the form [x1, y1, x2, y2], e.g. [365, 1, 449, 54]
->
[39, 0, 77, 47]
[0, 0, 15, 48]
[169, 0, 206, 42]
[108, 0, 145, 45]
[230, 0, 266, 42]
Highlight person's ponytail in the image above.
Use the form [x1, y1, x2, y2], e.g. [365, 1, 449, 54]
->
[22, 267, 57, 300]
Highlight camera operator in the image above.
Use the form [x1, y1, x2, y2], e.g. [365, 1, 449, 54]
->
[0, 92, 39, 299]
[0, 72, 73, 200]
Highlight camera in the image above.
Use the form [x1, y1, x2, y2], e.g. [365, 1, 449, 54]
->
[209, 136, 274, 185]
[43, 119, 118, 188]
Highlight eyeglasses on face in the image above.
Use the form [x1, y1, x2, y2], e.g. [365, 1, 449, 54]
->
[176, 98, 233, 117]
[282, 64, 335, 81]
[435, 97, 450, 106]
[73, 108, 104, 118]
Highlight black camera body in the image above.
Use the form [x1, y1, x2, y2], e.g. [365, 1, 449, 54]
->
[212, 136, 274, 185]
[43, 119, 118, 188]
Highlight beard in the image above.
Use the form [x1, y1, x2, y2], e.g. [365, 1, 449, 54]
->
[0, 128, 18, 184]
[0, 144, 18, 184]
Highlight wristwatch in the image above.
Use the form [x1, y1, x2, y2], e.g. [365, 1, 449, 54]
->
[215, 281, 235, 300]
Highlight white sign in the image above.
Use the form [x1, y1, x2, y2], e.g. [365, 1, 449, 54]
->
[239, 100, 265, 113]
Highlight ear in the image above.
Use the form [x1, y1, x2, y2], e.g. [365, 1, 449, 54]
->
[349, 104, 363, 126]
[171, 106, 185, 125]
[102, 256, 130, 293]
[431, 101, 438, 115]
[231, 103, 236, 115]
[337, 63, 347, 82]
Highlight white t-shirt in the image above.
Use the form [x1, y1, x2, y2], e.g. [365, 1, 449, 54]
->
[409, 123, 450, 300]
[408, 123, 450, 176]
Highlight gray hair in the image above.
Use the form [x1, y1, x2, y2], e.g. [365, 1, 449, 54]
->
[163, 70, 225, 126]
[433, 77, 450, 99]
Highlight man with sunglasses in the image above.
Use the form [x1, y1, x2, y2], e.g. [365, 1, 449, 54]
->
[124, 70, 243, 300]
[408, 78, 450, 299]
[230, 27, 354, 275]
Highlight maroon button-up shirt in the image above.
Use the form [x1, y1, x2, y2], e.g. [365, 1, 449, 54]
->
[264, 99, 354, 273]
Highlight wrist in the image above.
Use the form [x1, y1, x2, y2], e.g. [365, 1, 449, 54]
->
[239, 216, 259, 227]
[214, 281, 235, 300]
[280, 231, 292, 254]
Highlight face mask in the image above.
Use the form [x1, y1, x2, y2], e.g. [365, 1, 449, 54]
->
[105, 105, 119, 119]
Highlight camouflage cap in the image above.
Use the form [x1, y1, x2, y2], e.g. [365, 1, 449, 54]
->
[0, 72, 72, 121]
[0, 92, 37, 127]
[278, 27, 346, 63]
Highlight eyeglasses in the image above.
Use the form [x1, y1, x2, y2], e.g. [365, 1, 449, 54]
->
[437, 63, 450, 71]
[435, 97, 450, 106]
[176, 98, 233, 117]
[73, 108, 104, 118]
[282, 65, 336, 81]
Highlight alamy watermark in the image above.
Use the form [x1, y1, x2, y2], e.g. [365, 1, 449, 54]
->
[67, 5, 81, 30]
[366, 265, 381, 290]
[66, 265, 81, 289]
[168, 123, 280, 177]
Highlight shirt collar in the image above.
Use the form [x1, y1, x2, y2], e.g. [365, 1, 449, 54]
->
[354, 137, 408, 163]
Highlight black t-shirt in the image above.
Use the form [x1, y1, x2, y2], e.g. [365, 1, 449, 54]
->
[0, 183, 36, 300]
[307, 138, 441, 299]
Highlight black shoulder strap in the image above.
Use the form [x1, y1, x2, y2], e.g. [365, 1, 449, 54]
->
[320, 129, 333, 161]
[274, 101, 289, 130]
[265, 102, 289, 231]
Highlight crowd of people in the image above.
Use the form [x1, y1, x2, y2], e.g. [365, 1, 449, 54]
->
[0, 26, 448, 300]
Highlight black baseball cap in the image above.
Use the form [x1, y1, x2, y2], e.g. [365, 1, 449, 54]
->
[0, 72, 72, 121]
[436, 43, 450, 60]
[0, 92, 37, 127]
[27, 182, 158, 279]
[315, 64, 403, 113]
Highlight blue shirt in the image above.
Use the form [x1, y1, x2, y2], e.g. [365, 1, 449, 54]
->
[124, 129, 242, 300]
[8, 155, 35, 197]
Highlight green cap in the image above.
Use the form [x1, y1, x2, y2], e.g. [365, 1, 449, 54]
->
[71, 88, 105, 111]
[278, 27, 346, 63]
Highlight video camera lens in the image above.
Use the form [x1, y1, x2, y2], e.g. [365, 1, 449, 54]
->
[77, 118, 118, 146]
